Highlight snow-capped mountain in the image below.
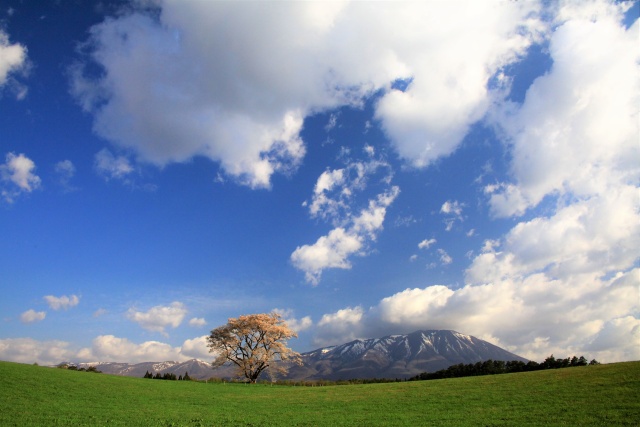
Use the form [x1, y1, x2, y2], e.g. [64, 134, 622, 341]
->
[76, 358, 213, 379]
[288, 330, 528, 380]
[72, 330, 526, 381]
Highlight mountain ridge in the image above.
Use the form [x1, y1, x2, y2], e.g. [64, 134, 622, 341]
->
[287, 329, 527, 380]
[75, 330, 527, 380]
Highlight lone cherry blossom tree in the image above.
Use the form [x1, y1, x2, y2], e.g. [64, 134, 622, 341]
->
[207, 312, 302, 383]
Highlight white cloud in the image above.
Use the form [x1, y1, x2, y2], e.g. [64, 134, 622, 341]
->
[363, 144, 375, 157]
[584, 316, 640, 362]
[180, 335, 211, 360]
[440, 200, 463, 216]
[438, 249, 453, 266]
[44, 295, 80, 311]
[440, 200, 465, 231]
[292, 186, 399, 284]
[273, 308, 313, 333]
[373, 1, 542, 168]
[325, 113, 339, 132]
[308, 158, 393, 224]
[418, 238, 436, 249]
[0, 334, 212, 365]
[377, 286, 455, 326]
[314, 306, 365, 347]
[0, 338, 74, 365]
[126, 301, 187, 335]
[308, 168, 347, 221]
[291, 227, 362, 285]
[188, 317, 206, 327]
[487, 3, 639, 218]
[78, 335, 185, 364]
[0, 152, 41, 203]
[94, 148, 134, 182]
[295, 150, 399, 285]
[291, 317, 313, 333]
[20, 309, 46, 324]
[352, 187, 399, 238]
[71, 1, 541, 187]
[0, 29, 28, 98]
[471, 188, 639, 283]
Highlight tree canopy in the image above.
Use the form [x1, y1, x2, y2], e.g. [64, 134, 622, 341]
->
[207, 312, 302, 383]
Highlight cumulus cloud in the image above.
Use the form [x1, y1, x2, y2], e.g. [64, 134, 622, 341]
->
[0, 334, 212, 366]
[440, 200, 463, 216]
[180, 335, 211, 360]
[291, 228, 362, 285]
[273, 308, 313, 333]
[373, 1, 542, 167]
[487, 2, 639, 217]
[0, 29, 28, 98]
[94, 148, 134, 182]
[307, 158, 393, 224]
[418, 238, 436, 250]
[440, 200, 465, 231]
[314, 306, 365, 347]
[0, 338, 74, 365]
[71, 1, 541, 187]
[20, 309, 46, 324]
[292, 186, 399, 284]
[437, 249, 453, 266]
[294, 150, 399, 285]
[76, 335, 185, 363]
[126, 301, 187, 335]
[0, 152, 41, 203]
[44, 295, 80, 311]
[188, 317, 206, 327]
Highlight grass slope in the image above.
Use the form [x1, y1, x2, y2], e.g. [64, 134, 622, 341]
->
[0, 360, 638, 426]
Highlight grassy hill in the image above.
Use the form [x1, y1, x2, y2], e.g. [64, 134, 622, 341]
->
[0, 360, 638, 426]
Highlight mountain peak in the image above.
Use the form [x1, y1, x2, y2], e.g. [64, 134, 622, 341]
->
[291, 330, 527, 380]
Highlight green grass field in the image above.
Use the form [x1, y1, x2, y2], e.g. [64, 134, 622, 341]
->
[0, 360, 638, 426]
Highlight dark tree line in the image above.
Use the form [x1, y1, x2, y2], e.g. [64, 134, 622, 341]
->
[143, 371, 191, 381]
[408, 355, 600, 381]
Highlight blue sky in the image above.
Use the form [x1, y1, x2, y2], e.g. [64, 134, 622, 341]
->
[1, 0, 638, 366]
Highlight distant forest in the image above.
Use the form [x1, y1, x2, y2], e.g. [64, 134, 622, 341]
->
[408, 355, 599, 381]
[143, 371, 192, 381]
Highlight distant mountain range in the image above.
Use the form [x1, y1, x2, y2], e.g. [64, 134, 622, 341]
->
[77, 330, 527, 381]
[77, 358, 214, 380]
